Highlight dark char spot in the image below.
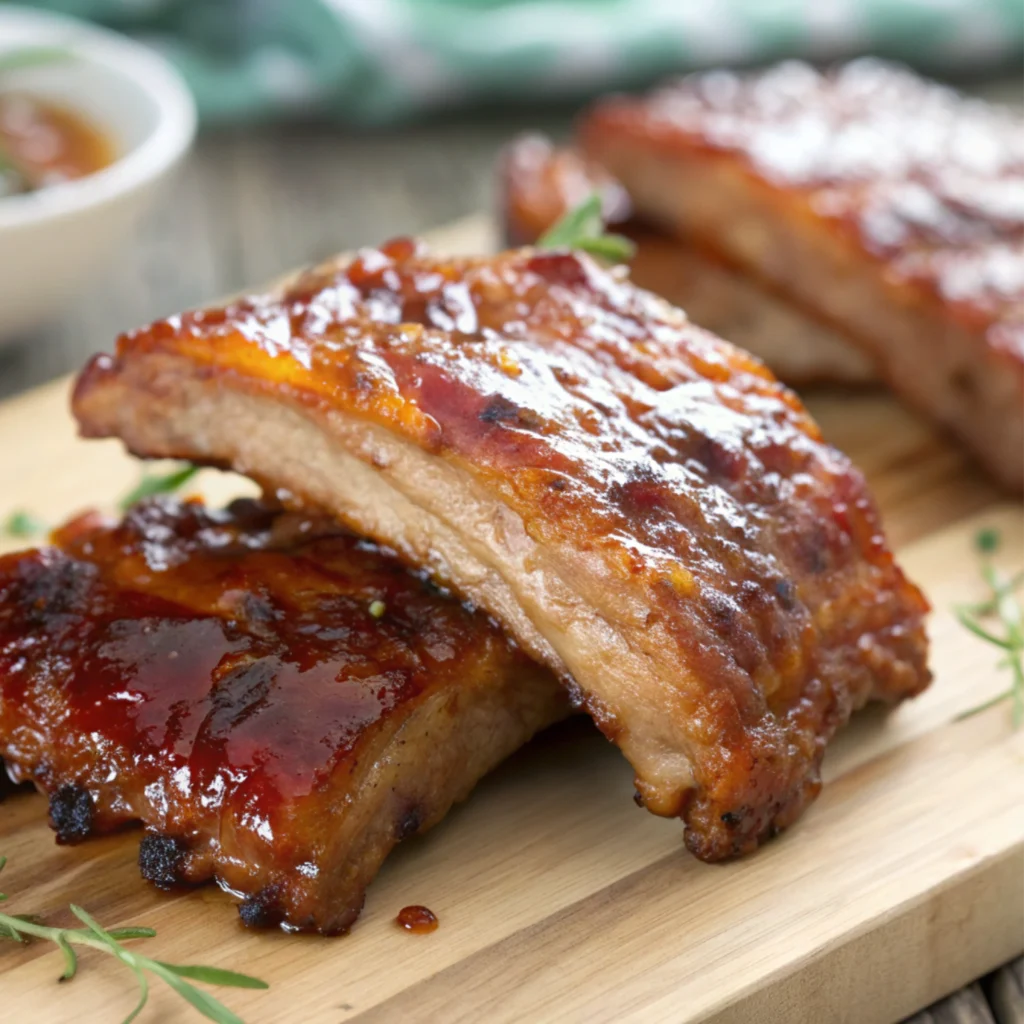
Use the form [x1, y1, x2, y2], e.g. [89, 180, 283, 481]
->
[397, 805, 424, 841]
[48, 785, 94, 844]
[720, 811, 741, 828]
[238, 886, 285, 930]
[138, 834, 190, 889]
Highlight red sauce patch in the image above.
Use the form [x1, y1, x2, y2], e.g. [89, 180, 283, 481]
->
[396, 905, 438, 934]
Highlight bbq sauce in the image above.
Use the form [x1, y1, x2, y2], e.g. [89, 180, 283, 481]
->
[0, 93, 114, 197]
[395, 905, 438, 933]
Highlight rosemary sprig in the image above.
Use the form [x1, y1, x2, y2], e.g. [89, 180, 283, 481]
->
[0, 856, 267, 1024]
[954, 528, 1024, 727]
[537, 193, 636, 264]
[119, 464, 201, 512]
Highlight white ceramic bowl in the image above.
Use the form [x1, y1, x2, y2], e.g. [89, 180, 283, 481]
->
[0, 7, 196, 343]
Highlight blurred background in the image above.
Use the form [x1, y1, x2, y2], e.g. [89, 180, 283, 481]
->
[0, 0, 1021, 400]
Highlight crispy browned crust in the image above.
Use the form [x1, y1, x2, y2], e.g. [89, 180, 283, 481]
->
[0, 498, 565, 933]
[72, 241, 931, 860]
[577, 59, 1024, 490]
[499, 134, 875, 387]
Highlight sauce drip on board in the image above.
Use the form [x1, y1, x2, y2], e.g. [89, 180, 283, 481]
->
[396, 905, 439, 934]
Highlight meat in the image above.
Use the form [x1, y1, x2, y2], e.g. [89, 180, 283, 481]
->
[0, 497, 565, 933]
[578, 59, 1024, 491]
[72, 240, 931, 860]
[500, 134, 875, 387]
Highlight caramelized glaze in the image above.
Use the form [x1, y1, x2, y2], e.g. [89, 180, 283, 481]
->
[498, 133, 876, 386]
[0, 498, 564, 932]
[75, 242, 930, 859]
[579, 59, 1024, 349]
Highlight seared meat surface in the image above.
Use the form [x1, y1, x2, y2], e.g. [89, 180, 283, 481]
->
[500, 134, 875, 387]
[578, 59, 1024, 490]
[73, 241, 931, 859]
[0, 498, 565, 933]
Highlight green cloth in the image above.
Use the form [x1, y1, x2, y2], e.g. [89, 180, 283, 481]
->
[15, 0, 1024, 123]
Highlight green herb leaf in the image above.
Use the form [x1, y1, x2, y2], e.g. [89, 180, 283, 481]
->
[537, 193, 636, 264]
[954, 538, 1024, 727]
[975, 527, 1001, 554]
[118, 464, 200, 512]
[537, 194, 604, 248]
[108, 926, 158, 940]
[148, 962, 246, 1024]
[69, 903, 122, 946]
[56, 933, 78, 981]
[0, 857, 267, 1023]
[2, 510, 48, 539]
[156, 963, 270, 989]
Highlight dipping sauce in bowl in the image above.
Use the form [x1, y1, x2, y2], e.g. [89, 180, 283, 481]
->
[0, 92, 115, 197]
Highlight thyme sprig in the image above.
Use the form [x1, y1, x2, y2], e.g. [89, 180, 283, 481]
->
[0, 856, 267, 1024]
[955, 528, 1024, 727]
[537, 193, 636, 264]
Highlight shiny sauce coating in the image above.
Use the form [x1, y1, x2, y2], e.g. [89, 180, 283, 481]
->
[581, 59, 1024, 351]
[75, 240, 931, 858]
[0, 498, 525, 836]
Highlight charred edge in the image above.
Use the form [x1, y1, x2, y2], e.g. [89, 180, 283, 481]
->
[48, 785, 95, 844]
[138, 833, 190, 889]
[238, 886, 285, 930]
[396, 805, 424, 842]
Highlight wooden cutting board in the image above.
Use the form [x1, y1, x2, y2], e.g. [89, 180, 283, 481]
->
[0, 216, 1021, 1024]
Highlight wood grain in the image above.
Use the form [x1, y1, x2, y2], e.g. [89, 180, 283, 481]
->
[0, 216, 1022, 1024]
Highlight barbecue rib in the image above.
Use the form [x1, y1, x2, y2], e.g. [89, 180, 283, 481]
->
[73, 240, 931, 859]
[500, 134, 875, 387]
[0, 497, 565, 933]
[578, 59, 1024, 490]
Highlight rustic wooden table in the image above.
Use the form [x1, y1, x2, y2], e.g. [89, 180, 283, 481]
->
[0, 96, 1020, 1024]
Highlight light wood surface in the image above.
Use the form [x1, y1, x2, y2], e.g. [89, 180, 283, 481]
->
[0, 216, 1022, 1024]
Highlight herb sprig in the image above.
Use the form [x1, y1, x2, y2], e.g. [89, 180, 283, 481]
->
[119, 464, 201, 512]
[1, 463, 201, 542]
[0, 856, 267, 1024]
[954, 528, 1024, 727]
[1, 509, 47, 540]
[537, 193, 636, 264]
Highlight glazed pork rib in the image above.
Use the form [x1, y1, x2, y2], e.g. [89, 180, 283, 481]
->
[0, 497, 565, 933]
[500, 134, 875, 387]
[73, 241, 931, 859]
[578, 59, 1024, 490]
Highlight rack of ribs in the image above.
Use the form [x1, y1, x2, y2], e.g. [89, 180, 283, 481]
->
[0, 497, 566, 933]
[577, 59, 1024, 491]
[73, 239, 931, 860]
[500, 133, 875, 388]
